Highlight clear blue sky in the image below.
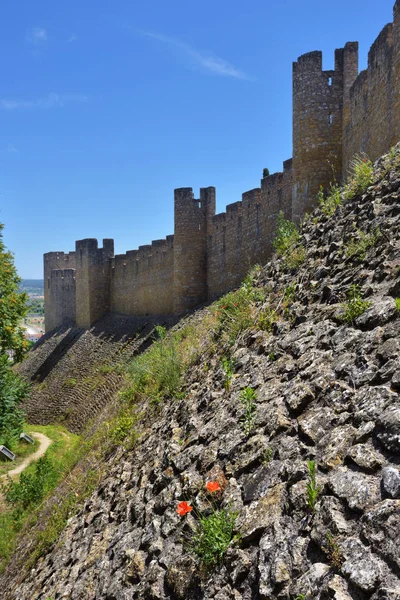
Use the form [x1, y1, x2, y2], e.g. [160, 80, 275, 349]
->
[0, 0, 396, 278]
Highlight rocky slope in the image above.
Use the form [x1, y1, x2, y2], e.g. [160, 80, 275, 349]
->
[3, 150, 400, 599]
[18, 314, 176, 432]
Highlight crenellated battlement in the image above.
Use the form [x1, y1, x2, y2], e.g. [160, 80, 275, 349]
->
[44, 3, 400, 332]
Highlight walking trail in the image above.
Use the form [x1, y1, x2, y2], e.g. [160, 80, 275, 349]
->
[1, 432, 52, 481]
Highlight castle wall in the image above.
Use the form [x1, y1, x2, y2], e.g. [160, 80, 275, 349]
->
[44, 251, 76, 332]
[44, 2, 400, 333]
[75, 239, 114, 329]
[343, 5, 400, 173]
[46, 269, 76, 332]
[292, 49, 346, 222]
[207, 161, 292, 300]
[173, 187, 216, 313]
[110, 237, 174, 316]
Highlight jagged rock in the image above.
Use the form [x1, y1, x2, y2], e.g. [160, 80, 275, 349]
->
[124, 549, 146, 583]
[381, 466, 400, 498]
[362, 500, 400, 568]
[237, 484, 286, 543]
[340, 538, 383, 592]
[323, 575, 353, 600]
[346, 443, 385, 472]
[376, 404, 400, 452]
[328, 468, 381, 510]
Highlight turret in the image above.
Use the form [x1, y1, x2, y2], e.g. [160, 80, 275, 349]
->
[292, 49, 345, 221]
[173, 187, 215, 314]
[75, 238, 114, 328]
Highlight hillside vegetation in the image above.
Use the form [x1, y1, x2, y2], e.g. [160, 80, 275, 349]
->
[2, 147, 400, 599]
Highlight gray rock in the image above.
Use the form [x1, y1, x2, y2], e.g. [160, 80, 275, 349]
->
[381, 466, 400, 498]
[329, 467, 381, 510]
[376, 404, 400, 453]
[346, 443, 385, 472]
[362, 500, 400, 568]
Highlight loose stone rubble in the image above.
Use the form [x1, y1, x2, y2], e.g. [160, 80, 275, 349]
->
[2, 150, 400, 598]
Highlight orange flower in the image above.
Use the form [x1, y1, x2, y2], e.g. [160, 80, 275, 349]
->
[206, 481, 221, 493]
[176, 501, 193, 516]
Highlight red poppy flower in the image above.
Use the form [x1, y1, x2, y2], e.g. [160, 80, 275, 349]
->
[206, 481, 221, 493]
[176, 501, 193, 516]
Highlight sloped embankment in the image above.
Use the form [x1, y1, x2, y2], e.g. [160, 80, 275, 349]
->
[18, 314, 173, 432]
[4, 151, 400, 599]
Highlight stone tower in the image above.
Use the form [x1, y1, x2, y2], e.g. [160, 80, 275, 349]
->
[173, 187, 216, 314]
[292, 45, 358, 222]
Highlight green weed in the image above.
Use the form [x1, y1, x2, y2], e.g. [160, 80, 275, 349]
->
[239, 387, 257, 436]
[339, 285, 370, 324]
[306, 460, 321, 513]
[323, 531, 344, 570]
[317, 183, 341, 217]
[345, 228, 381, 261]
[395, 298, 400, 312]
[344, 154, 374, 199]
[221, 357, 235, 391]
[191, 508, 238, 566]
[273, 211, 306, 271]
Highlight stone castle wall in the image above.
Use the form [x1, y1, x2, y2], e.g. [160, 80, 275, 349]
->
[110, 237, 175, 317]
[343, 5, 400, 173]
[44, 1, 400, 333]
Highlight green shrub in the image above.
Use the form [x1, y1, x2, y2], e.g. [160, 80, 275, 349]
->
[191, 508, 238, 566]
[263, 167, 270, 178]
[273, 211, 305, 270]
[125, 327, 183, 404]
[239, 387, 257, 436]
[345, 228, 381, 261]
[108, 411, 138, 446]
[395, 298, 400, 312]
[339, 285, 370, 324]
[0, 355, 28, 447]
[344, 154, 374, 199]
[3, 455, 56, 511]
[221, 357, 235, 391]
[317, 183, 341, 217]
[306, 460, 321, 513]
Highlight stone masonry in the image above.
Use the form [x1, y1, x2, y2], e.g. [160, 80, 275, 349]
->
[45, 1, 400, 332]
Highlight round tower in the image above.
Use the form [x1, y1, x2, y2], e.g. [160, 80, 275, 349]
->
[292, 49, 344, 222]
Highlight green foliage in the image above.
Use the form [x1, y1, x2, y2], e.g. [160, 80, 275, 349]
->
[256, 306, 277, 332]
[263, 167, 270, 178]
[340, 285, 370, 324]
[344, 154, 374, 199]
[261, 447, 273, 464]
[191, 508, 238, 566]
[221, 357, 235, 391]
[317, 183, 341, 217]
[345, 228, 381, 261]
[63, 377, 77, 389]
[306, 460, 321, 513]
[214, 288, 256, 347]
[125, 327, 183, 404]
[3, 455, 56, 511]
[323, 531, 343, 570]
[108, 411, 138, 447]
[0, 355, 28, 447]
[0, 224, 29, 361]
[273, 211, 305, 270]
[396, 298, 400, 312]
[239, 387, 257, 436]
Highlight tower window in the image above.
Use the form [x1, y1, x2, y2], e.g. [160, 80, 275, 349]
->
[329, 114, 333, 125]
[328, 77, 332, 86]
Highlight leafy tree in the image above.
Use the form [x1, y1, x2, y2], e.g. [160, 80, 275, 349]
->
[0, 223, 30, 446]
[0, 355, 27, 446]
[0, 223, 29, 361]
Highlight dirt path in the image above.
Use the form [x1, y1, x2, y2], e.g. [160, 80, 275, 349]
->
[1, 432, 52, 481]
